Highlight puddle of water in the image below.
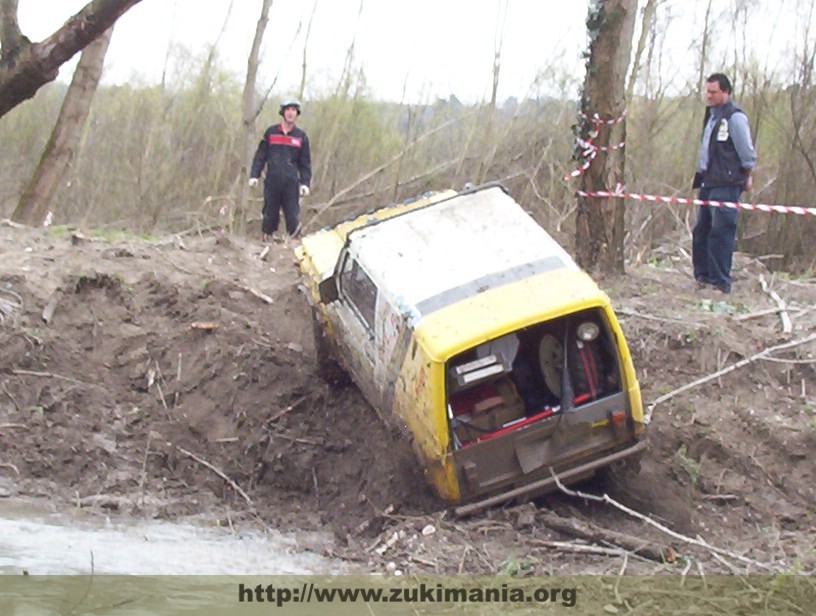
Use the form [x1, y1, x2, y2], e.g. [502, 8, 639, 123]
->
[0, 499, 347, 575]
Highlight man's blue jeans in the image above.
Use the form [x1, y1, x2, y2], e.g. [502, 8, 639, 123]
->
[692, 186, 742, 289]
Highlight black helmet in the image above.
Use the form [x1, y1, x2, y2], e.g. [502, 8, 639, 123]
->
[279, 97, 302, 116]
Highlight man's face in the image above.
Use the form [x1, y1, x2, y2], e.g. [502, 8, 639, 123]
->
[705, 81, 729, 107]
[282, 106, 299, 122]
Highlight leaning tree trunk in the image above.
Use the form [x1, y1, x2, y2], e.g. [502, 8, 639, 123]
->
[0, 0, 23, 65]
[11, 26, 114, 226]
[236, 0, 273, 234]
[575, 0, 637, 274]
[0, 0, 142, 118]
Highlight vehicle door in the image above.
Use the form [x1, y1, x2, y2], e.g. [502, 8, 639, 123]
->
[332, 251, 379, 404]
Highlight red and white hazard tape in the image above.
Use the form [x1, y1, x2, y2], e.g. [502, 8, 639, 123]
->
[576, 187, 816, 217]
[565, 109, 814, 216]
[565, 151, 597, 179]
[564, 141, 626, 180]
[565, 110, 628, 180]
[579, 110, 627, 126]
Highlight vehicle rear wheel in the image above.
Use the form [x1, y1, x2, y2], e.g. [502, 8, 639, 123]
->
[597, 444, 644, 486]
[311, 307, 349, 386]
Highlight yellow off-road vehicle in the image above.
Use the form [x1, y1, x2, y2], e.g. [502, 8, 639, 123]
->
[295, 184, 645, 514]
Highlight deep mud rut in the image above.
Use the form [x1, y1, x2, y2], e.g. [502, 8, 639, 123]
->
[0, 222, 814, 576]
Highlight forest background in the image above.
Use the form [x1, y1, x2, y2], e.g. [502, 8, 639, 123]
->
[1, 0, 815, 273]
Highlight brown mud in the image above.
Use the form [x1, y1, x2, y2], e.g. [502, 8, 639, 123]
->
[1, 223, 814, 575]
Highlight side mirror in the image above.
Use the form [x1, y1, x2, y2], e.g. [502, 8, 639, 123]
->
[318, 277, 339, 303]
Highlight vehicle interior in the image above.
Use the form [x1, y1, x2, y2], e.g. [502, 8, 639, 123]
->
[445, 309, 622, 448]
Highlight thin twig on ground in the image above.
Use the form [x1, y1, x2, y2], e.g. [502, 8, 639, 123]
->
[265, 396, 308, 424]
[0, 462, 20, 474]
[176, 445, 253, 508]
[0, 219, 27, 229]
[238, 284, 274, 304]
[1, 383, 22, 412]
[759, 274, 792, 335]
[733, 306, 782, 321]
[12, 369, 96, 387]
[617, 307, 705, 327]
[528, 539, 634, 559]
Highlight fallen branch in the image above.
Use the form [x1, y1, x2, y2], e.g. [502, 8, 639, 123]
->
[759, 274, 792, 335]
[733, 306, 782, 322]
[550, 469, 777, 572]
[529, 539, 640, 559]
[176, 445, 253, 508]
[238, 284, 273, 304]
[535, 510, 666, 562]
[0, 423, 27, 431]
[645, 333, 816, 422]
[1, 219, 27, 229]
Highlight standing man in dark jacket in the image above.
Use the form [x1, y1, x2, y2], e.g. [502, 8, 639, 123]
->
[692, 73, 757, 294]
[249, 97, 312, 240]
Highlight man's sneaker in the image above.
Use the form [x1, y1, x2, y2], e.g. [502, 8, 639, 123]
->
[695, 277, 710, 290]
[715, 282, 732, 294]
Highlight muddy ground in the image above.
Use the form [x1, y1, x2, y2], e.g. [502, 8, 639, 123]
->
[0, 220, 814, 577]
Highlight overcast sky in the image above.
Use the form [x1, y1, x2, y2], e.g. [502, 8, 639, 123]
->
[17, 1, 590, 103]
[15, 1, 806, 104]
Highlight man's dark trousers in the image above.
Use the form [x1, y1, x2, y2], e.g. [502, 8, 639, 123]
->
[262, 179, 300, 235]
[692, 185, 741, 290]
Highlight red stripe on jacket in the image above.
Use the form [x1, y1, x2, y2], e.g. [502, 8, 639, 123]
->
[268, 134, 303, 148]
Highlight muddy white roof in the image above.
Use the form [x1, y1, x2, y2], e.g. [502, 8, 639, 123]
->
[348, 185, 578, 316]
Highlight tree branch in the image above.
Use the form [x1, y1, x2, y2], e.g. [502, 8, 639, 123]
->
[0, 0, 143, 117]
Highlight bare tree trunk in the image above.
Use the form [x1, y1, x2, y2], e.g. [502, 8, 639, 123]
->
[0, 0, 23, 64]
[11, 27, 113, 226]
[299, 1, 317, 100]
[626, 0, 660, 101]
[0, 0, 142, 117]
[236, 0, 273, 234]
[476, 0, 507, 185]
[696, 0, 714, 92]
[575, 0, 637, 273]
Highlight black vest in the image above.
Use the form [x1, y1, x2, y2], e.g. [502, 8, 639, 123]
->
[702, 100, 748, 189]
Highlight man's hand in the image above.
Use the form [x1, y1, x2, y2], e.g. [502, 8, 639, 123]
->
[248, 178, 259, 188]
[744, 175, 753, 192]
[299, 185, 310, 197]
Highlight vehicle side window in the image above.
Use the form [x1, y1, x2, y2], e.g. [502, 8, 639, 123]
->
[339, 254, 377, 330]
